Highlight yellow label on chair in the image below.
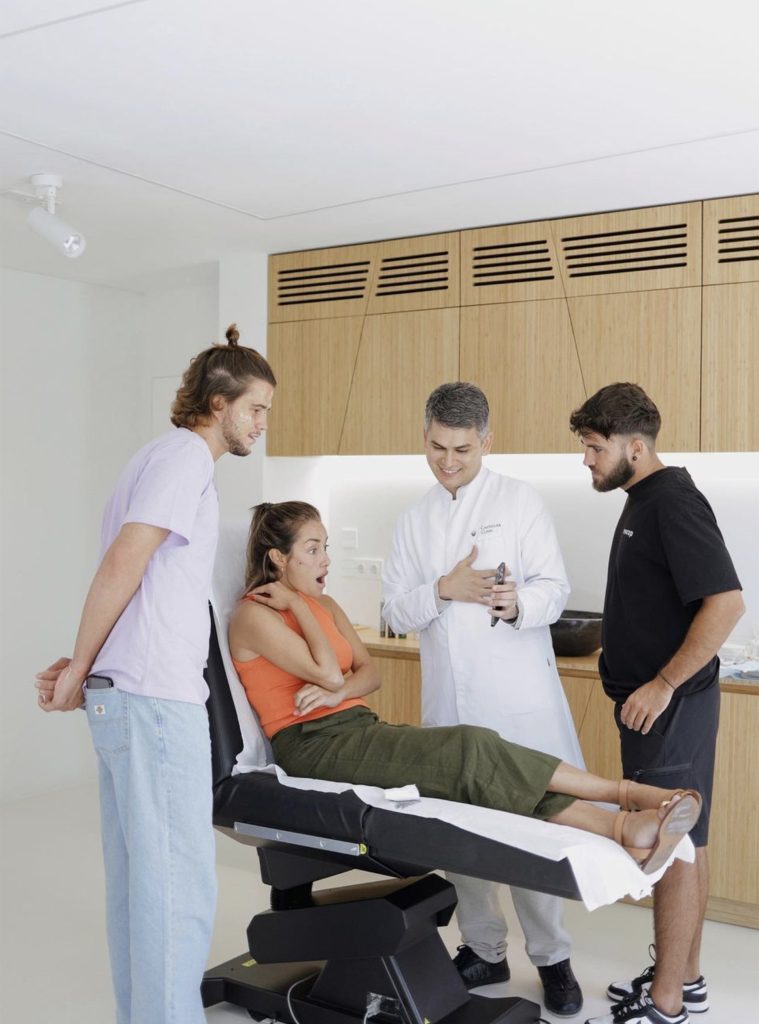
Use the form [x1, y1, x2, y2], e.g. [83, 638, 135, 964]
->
[241, 959, 257, 967]
[359, 843, 367, 854]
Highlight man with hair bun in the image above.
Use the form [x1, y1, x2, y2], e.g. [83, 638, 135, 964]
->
[35, 325, 276, 1024]
[570, 382, 744, 1024]
[383, 381, 585, 1017]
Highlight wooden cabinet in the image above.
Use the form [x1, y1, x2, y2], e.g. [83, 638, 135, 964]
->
[552, 202, 702, 297]
[367, 233, 460, 315]
[567, 288, 702, 452]
[268, 243, 376, 323]
[703, 195, 759, 286]
[701, 282, 759, 452]
[460, 221, 564, 306]
[340, 308, 459, 454]
[709, 691, 759, 920]
[364, 651, 421, 727]
[267, 316, 364, 455]
[267, 194, 757, 455]
[460, 300, 586, 453]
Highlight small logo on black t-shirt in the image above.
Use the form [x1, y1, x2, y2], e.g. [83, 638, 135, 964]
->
[623, 528, 634, 538]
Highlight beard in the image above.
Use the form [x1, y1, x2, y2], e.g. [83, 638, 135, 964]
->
[592, 453, 636, 492]
[221, 415, 252, 457]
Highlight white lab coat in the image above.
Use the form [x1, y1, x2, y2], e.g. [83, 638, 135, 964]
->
[383, 467, 584, 767]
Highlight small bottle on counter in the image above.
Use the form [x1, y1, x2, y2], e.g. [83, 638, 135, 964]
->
[379, 600, 387, 638]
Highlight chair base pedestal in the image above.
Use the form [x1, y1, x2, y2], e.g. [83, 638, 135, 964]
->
[202, 868, 540, 1024]
[203, 952, 540, 1023]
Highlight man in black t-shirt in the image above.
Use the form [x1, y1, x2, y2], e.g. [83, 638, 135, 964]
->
[569, 383, 744, 1024]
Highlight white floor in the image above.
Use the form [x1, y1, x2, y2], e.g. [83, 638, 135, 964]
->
[1, 784, 757, 1024]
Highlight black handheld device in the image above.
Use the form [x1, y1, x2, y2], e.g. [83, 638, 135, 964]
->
[490, 561, 506, 627]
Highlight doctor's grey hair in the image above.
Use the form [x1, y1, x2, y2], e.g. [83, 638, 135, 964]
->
[424, 382, 490, 439]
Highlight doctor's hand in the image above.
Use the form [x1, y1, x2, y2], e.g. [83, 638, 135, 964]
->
[620, 677, 673, 734]
[35, 657, 85, 712]
[294, 682, 344, 717]
[488, 580, 518, 622]
[438, 546, 496, 605]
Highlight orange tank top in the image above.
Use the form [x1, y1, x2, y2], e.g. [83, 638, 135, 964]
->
[233, 592, 368, 738]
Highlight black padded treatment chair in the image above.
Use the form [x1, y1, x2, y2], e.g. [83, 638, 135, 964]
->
[201, 611, 584, 1024]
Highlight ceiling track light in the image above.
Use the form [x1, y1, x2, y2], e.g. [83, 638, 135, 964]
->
[1, 173, 87, 259]
[28, 174, 87, 259]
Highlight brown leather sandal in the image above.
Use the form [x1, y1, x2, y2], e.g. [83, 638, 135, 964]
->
[618, 779, 643, 811]
[618, 780, 702, 814]
[614, 792, 703, 875]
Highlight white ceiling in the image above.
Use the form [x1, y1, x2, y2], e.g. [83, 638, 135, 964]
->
[1, 0, 758, 289]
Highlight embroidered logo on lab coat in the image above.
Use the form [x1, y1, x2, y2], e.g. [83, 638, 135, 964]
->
[473, 522, 501, 538]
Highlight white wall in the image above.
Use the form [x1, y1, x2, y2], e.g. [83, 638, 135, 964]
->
[216, 251, 269, 518]
[0, 268, 144, 801]
[0, 255, 280, 801]
[265, 452, 759, 647]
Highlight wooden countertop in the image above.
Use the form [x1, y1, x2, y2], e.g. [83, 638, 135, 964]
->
[355, 627, 757, 695]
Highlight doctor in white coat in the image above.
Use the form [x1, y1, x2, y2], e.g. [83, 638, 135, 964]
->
[383, 382, 585, 1018]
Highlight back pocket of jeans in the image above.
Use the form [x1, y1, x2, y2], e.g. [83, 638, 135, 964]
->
[85, 688, 129, 753]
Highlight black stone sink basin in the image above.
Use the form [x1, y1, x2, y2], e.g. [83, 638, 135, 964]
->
[550, 610, 602, 657]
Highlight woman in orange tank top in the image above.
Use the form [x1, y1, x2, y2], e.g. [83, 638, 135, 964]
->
[228, 502, 703, 877]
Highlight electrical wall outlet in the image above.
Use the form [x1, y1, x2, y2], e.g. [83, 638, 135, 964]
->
[341, 558, 384, 579]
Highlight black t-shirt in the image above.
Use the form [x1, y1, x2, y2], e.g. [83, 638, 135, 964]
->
[599, 467, 741, 702]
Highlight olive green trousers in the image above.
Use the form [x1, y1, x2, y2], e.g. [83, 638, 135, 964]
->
[272, 707, 575, 820]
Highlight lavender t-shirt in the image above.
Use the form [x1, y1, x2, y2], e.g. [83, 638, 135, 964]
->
[90, 428, 219, 704]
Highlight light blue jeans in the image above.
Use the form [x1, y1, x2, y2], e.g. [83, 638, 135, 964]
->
[86, 687, 216, 1024]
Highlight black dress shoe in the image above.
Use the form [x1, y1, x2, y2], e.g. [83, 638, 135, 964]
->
[537, 959, 584, 1016]
[452, 944, 510, 989]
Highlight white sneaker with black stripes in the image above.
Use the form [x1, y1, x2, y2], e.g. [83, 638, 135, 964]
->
[607, 947, 708, 1013]
[585, 992, 689, 1024]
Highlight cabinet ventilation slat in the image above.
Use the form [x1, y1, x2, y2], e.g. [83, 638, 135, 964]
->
[570, 262, 686, 279]
[279, 260, 370, 274]
[717, 214, 757, 264]
[279, 278, 366, 291]
[277, 259, 370, 306]
[470, 238, 555, 286]
[379, 270, 448, 281]
[278, 269, 369, 283]
[381, 250, 447, 263]
[276, 292, 364, 303]
[474, 240, 550, 252]
[475, 276, 555, 286]
[563, 239, 686, 254]
[717, 215, 759, 264]
[560, 222, 689, 278]
[475, 266, 553, 278]
[374, 286, 449, 296]
[563, 223, 687, 242]
[374, 250, 450, 296]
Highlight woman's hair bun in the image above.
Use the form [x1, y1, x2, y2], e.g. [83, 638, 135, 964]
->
[225, 323, 240, 346]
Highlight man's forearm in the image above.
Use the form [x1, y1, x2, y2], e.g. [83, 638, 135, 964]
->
[68, 524, 169, 679]
[69, 549, 154, 678]
[660, 590, 745, 689]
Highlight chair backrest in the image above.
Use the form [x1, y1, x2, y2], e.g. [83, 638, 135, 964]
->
[205, 609, 244, 788]
[205, 519, 272, 787]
